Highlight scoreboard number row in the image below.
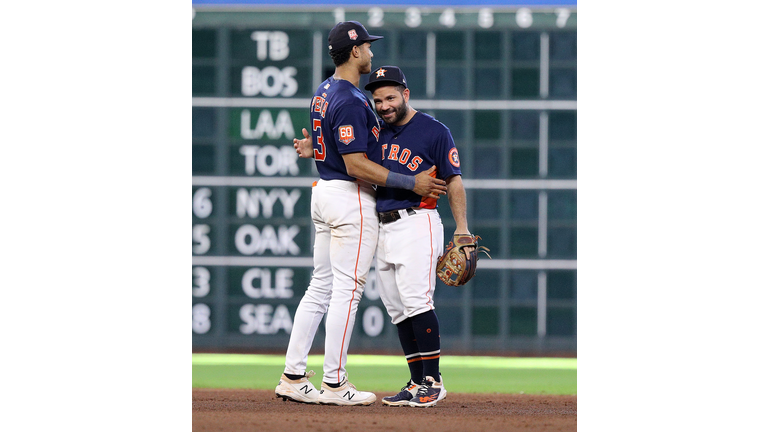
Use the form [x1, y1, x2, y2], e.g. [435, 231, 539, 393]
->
[328, 7, 571, 29]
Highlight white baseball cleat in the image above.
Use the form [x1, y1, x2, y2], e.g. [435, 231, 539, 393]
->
[318, 376, 376, 406]
[275, 370, 320, 404]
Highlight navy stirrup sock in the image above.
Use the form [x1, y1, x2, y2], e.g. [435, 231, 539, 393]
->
[410, 310, 441, 382]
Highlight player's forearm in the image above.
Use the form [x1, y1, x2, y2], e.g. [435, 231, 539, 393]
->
[446, 175, 469, 233]
[342, 152, 392, 186]
[342, 153, 446, 198]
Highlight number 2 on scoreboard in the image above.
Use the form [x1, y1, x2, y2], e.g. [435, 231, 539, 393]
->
[313, 118, 326, 161]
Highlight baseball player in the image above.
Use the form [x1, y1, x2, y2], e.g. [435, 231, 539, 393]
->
[275, 22, 448, 406]
[364, 66, 475, 408]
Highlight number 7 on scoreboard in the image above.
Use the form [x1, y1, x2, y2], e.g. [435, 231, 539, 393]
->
[313, 118, 326, 161]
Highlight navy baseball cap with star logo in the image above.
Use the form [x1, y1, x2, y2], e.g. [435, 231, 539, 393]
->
[328, 21, 383, 52]
[364, 65, 408, 91]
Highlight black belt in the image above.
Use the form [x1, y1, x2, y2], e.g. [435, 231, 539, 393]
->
[378, 207, 417, 224]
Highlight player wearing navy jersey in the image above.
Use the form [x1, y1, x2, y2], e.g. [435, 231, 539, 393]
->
[365, 66, 475, 408]
[276, 23, 447, 407]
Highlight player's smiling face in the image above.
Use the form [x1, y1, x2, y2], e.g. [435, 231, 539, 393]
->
[373, 86, 409, 125]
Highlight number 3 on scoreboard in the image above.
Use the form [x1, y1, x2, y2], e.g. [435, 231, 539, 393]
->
[313, 118, 326, 161]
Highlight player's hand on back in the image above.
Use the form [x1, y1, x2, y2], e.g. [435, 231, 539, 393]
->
[293, 128, 313, 158]
[413, 166, 447, 199]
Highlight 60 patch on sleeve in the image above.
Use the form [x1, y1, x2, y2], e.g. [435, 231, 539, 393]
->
[338, 125, 355, 145]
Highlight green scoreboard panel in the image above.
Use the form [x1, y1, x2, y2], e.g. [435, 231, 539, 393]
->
[193, 6, 577, 353]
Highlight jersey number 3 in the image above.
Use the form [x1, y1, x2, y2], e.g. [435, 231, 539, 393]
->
[313, 118, 326, 161]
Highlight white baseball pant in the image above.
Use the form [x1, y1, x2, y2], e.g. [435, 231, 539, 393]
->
[375, 208, 444, 325]
[283, 179, 378, 384]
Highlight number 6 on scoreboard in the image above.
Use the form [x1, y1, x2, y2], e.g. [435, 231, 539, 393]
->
[313, 118, 326, 161]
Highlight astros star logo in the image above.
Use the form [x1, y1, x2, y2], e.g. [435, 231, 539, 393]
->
[375, 68, 387, 78]
[449, 148, 460, 168]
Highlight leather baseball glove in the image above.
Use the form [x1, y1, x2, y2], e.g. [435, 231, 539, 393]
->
[436, 234, 491, 286]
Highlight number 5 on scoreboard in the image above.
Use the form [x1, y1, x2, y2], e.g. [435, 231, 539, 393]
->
[313, 118, 326, 161]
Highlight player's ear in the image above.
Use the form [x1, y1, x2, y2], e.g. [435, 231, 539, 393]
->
[402, 88, 410, 103]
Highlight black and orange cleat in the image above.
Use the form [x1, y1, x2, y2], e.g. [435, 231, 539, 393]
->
[408, 375, 447, 408]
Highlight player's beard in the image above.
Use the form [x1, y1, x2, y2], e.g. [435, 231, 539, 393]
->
[377, 100, 408, 125]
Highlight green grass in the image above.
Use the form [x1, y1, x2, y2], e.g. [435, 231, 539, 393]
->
[192, 354, 576, 395]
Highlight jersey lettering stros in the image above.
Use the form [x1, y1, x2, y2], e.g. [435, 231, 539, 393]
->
[310, 77, 381, 181]
[376, 112, 462, 213]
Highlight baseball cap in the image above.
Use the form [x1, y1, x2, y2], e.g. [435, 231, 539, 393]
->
[328, 21, 383, 52]
[364, 66, 408, 91]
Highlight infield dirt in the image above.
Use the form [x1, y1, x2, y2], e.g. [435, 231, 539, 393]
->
[193, 388, 576, 432]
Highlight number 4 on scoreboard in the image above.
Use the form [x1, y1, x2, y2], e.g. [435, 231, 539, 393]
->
[313, 118, 326, 161]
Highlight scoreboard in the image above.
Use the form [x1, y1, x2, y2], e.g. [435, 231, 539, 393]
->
[193, 5, 577, 353]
